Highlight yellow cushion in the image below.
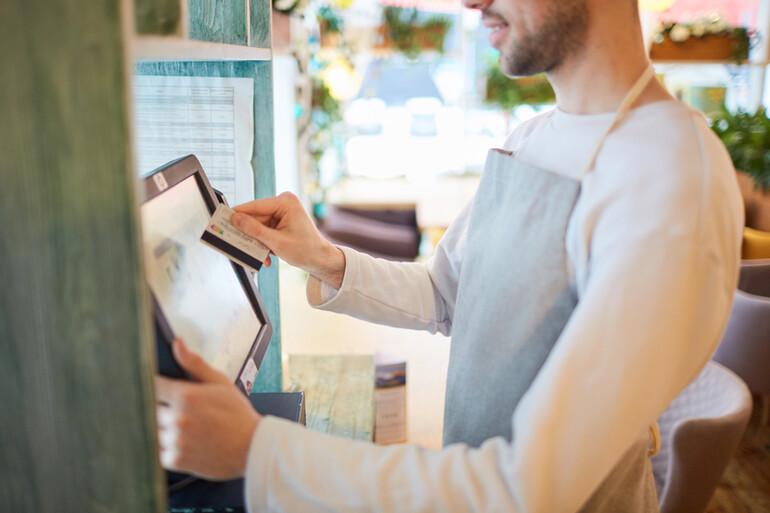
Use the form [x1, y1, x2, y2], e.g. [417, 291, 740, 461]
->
[742, 226, 770, 259]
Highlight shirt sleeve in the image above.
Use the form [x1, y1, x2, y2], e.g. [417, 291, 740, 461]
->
[305, 200, 472, 336]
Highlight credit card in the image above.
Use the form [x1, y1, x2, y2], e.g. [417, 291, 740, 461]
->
[200, 204, 270, 273]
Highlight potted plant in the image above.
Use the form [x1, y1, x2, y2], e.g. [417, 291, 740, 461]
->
[650, 15, 754, 63]
[380, 7, 421, 58]
[318, 6, 343, 48]
[379, 7, 452, 58]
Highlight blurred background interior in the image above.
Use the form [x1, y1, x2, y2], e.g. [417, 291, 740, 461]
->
[272, 0, 770, 260]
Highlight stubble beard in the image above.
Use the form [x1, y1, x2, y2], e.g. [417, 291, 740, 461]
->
[499, 1, 589, 77]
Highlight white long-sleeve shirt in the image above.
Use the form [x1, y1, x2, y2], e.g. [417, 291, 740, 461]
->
[245, 100, 744, 512]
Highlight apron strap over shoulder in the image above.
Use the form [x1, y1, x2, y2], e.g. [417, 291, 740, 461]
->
[579, 66, 656, 180]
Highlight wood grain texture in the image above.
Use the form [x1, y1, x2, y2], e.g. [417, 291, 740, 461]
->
[286, 355, 375, 441]
[189, 0, 248, 45]
[0, 1, 164, 511]
[135, 0, 181, 35]
[133, 60, 281, 392]
[249, 0, 272, 48]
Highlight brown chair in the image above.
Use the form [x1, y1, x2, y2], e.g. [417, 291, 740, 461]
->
[651, 361, 752, 513]
[319, 205, 421, 261]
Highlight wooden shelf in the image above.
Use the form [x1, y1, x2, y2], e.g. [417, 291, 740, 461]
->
[131, 35, 271, 62]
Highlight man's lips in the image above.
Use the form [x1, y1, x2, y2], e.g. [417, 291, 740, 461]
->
[484, 17, 510, 47]
[482, 15, 508, 31]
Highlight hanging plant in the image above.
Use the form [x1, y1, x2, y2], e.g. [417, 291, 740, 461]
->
[650, 15, 756, 63]
[382, 7, 421, 58]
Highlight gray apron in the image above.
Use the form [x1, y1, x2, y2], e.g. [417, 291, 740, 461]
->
[443, 67, 659, 512]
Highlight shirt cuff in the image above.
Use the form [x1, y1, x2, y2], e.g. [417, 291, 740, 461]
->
[306, 245, 358, 308]
[320, 281, 339, 303]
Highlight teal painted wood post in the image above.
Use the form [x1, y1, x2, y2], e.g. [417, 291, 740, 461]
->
[190, 0, 249, 45]
[0, 1, 164, 511]
[250, 0, 273, 48]
[251, 60, 282, 393]
[250, 0, 282, 393]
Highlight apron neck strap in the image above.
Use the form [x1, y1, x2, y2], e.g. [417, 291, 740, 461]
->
[578, 66, 656, 179]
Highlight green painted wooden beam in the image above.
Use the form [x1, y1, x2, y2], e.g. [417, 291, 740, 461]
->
[249, 0, 273, 48]
[0, 1, 164, 511]
[136, 0, 181, 35]
[190, 0, 248, 45]
[251, 59, 281, 393]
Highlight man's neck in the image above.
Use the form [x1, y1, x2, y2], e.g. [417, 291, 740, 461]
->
[546, 8, 673, 115]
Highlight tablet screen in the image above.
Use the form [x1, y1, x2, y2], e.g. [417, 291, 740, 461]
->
[140, 175, 262, 382]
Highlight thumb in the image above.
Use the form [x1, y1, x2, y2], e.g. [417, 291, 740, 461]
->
[231, 213, 281, 250]
[173, 338, 230, 386]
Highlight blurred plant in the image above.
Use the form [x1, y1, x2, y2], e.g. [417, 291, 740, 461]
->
[652, 14, 757, 62]
[381, 8, 452, 58]
[383, 7, 421, 59]
[318, 5, 343, 33]
[711, 107, 770, 191]
[483, 62, 555, 112]
[421, 15, 452, 54]
[309, 77, 343, 164]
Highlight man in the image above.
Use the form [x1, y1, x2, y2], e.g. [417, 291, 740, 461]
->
[155, 0, 744, 511]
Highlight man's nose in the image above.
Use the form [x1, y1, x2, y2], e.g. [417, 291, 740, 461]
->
[463, 0, 491, 10]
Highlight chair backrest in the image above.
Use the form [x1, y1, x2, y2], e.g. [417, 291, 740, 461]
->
[738, 258, 770, 297]
[713, 289, 770, 394]
[651, 361, 751, 513]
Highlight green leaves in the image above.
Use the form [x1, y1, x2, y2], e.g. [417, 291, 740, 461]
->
[711, 107, 770, 190]
[483, 64, 555, 112]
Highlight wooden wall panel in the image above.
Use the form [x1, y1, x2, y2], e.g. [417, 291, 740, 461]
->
[136, 0, 181, 35]
[0, 1, 164, 511]
[250, 0, 273, 48]
[189, 0, 248, 45]
[134, 61, 282, 392]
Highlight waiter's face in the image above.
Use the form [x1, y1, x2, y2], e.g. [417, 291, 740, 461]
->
[465, 0, 589, 77]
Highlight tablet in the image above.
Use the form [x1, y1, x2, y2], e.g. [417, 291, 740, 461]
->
[139, 155, 272, 394]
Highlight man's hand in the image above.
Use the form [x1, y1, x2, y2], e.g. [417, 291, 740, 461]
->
[155, 339, 260, 480]
[232, 192, 346, 289]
